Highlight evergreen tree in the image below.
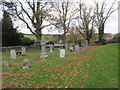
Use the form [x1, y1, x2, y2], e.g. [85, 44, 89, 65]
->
[2, 10, 21, 46]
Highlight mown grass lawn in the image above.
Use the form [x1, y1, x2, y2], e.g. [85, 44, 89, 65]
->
[24, 35, 36, 40]
[2, 43, 118, 88]
[54, 44, 64, 47]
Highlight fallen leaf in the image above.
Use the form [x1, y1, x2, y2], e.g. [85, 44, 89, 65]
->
[54, 83, 59, 85]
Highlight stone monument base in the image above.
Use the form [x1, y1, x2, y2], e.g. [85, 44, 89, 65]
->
[40, 53, 48, 58]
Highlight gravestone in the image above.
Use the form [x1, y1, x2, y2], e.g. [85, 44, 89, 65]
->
[58, 47, 63, 55]
[59, 40, 63, 43]
[10, 49, 16, 59]
[60, 49, 65, 58]
[22, 59, 29, 69]
[49, 45, 54, 55]
[69, 46, 74, 52]
[22, 47, 26, 55]
[16, 51, 22, 55]
[66, 43, 68, 50]
[40, 40, 48, 58]
[74, 45, 79, 55]
[58, 48, 61, 55]
[3, 61, 10, 68]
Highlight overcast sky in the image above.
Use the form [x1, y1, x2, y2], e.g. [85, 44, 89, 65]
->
[1, 0, 119, 34]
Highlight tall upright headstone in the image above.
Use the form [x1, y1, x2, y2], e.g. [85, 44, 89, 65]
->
[22, 47, 26, 55]
[40, 40, 48, 58]
[60, 49, 65, 58]
[74, 45, 79, 55]
[49, 45, 54, 55]
[58, 46, 63, 55]
[10, 49, 16, 59]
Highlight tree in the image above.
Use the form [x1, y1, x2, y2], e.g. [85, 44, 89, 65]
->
[76, 1, 95, 46]
[3, 0, 53, 47]
[0, 20, 2, 47]
[51, 0, 76, 48]
[2, 10, 21, 46]
[66, 26, 84, 44]
[94, 0, 117, 43]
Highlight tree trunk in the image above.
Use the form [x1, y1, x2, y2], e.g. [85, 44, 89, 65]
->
[63, 32, 66, 49]
[63, 22, 67, 49]
[36, 37, 41, 50]
[98, 23, 104, 42]
[36, 30, 42, 49]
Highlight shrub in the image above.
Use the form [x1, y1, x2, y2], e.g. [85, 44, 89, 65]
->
[106, 39, 113, 44]
[20, 37, 34, 46]
[100, 38, 107, 45]
[112, 33, 120, 43]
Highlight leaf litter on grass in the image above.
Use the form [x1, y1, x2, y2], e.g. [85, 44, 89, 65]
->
[3, 45, 116, 88]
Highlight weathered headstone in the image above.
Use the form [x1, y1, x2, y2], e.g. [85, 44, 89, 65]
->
[22, 47, 26, 55]
[3, 61, 10, 68]
[16, 51, 22, 55]
[59, 40, 63, 43]
[58, 47, 63, 55]
[69, 46, 74, 52]
[40, 40, 48, 58]
[22, 59, 29, 69]
[58, 48, 61, 52]
[74, 45, 79, 55]
[49, 45, 54, 55]
[60, 49, 65, 58]
[66, 43, 68, 50]
[10, 49, 16, 59]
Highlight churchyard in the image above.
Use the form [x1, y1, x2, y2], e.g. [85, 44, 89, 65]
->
[1, 0, 119, 88]
[2, 43, 118, 88]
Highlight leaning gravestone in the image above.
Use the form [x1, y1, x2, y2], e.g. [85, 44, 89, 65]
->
[3, 61, 10, 68]
[10, 49, 16, 59]
[22, 47, 26, 55]
[22, 59, 29, 69]
[74, 45, 79, 55]
[60, 49, 65, 58]
[40, 40, 48, 58]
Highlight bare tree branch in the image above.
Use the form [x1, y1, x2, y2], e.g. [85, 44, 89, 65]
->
[11, 2, 37, 37]
[94, 0, 117, 41]
[17, 0, 35, 25]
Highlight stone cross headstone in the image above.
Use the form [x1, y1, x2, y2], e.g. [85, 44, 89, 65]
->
[10, 49, 16, 59]
[74, 45, 79, 55]
[22, 47, 26, 55]
[60, 49, 65, 58]
[3, 61, 10, 68]
[40, 40, 48, 58]
[49, 45, 54, 55]
[22, 59, 29, 69]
